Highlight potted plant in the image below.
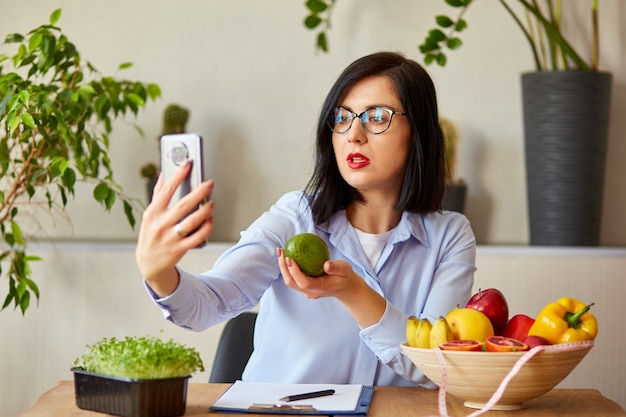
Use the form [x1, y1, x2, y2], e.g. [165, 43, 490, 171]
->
[73, 335, 204, 417]
[0, 9, 161, 314]
[440, 117, 466, 214]
[139, 103, 190, 203]
[303, 1, 612, 246]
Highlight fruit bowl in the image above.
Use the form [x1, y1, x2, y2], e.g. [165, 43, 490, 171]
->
[401, 342, 593, 411]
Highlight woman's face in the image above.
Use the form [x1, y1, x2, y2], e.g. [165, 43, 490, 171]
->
[332, 75, 410, 199]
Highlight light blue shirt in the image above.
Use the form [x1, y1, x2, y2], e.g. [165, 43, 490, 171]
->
[148, 190, 476, 387]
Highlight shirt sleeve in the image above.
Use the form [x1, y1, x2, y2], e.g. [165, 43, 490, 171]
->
[145, 267, 239, 331]
[359, 301, 436, 388]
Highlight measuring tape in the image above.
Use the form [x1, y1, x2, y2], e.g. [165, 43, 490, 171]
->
[423, 340, 594, 417]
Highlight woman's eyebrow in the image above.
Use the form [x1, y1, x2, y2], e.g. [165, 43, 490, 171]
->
[337, 103, 401, 111]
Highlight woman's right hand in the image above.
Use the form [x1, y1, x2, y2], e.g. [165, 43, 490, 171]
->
[135, 159, 215, 297]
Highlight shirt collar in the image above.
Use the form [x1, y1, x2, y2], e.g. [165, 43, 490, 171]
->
[318, 209, 431, 249]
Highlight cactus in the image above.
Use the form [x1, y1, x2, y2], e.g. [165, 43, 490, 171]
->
[440, 117, 460, 185]
[162, 103, 190, 135]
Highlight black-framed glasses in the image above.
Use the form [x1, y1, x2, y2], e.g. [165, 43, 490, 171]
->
[327, 106, 406, 134]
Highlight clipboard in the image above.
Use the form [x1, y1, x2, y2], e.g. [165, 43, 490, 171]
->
[209, 381, 375, 415]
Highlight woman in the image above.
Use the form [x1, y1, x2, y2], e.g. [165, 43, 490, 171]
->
[136, 51, 476, 387]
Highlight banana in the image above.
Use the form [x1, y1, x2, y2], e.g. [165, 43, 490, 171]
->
[430, 316, 454, 349]
[406, 316, 420, 347]
[414, 318, 432, 348]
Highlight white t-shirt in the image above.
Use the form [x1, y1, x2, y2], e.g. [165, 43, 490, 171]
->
[354, 227, 394, 269]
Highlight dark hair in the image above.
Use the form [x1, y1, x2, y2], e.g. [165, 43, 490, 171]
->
[304, 51, 445, 225]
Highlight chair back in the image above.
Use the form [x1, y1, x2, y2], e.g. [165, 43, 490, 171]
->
[209, 311, 257, 383]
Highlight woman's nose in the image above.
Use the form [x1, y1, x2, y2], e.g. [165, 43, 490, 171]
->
[346, 120, 368, 143]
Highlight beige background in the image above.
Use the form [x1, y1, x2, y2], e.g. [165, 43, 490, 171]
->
[0, 0, 625, 245]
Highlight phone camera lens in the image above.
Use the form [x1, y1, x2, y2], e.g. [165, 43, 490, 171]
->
[170, 142, 189, 165]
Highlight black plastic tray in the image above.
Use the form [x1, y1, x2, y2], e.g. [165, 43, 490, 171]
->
[73, 368, 189, 417]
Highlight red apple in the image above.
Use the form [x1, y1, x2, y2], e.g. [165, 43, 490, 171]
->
[465, 288, 509, 332]
[523, 335, 551, 348]
[501, 314, 535, 342]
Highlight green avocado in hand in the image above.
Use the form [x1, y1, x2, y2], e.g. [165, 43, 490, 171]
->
[284, 233, 330, 277]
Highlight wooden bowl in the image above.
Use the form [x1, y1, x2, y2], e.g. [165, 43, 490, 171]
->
[400, 343, 592, 410]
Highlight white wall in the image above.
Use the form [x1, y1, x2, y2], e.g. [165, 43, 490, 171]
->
[2, 244, 624, 417]
[0, 1, 625, 245]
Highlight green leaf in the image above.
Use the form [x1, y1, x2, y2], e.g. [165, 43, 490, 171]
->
[16, 276, 27, 298]
[20, 112, 36, 128]
[78, 84, 96, 95]
[428, 29, 446, 43]
[419, 43, 430, 54]
[50, 8, 62, 25]
[2, 289, 13, 310]
[419, 37, 440, 53]
[123, 200, 136, 229]
[25, 277, 41, 299]
[17, 90, 30, 106]
[316, 32, 328, 52]
[30, 168, 48, 184]
[26, 184, 35, 199]
[436, 53, 448, 66]
[306, 0, 328, 13]
[62, 167, 76, 190]
[436, 15, 454, 28]
[93, 182, 110, 203]
[455, 19, 468, 32]
[445, 0, 466, 7]
[9, 116, 20, 135]
[127, 93, 145, 106]
[4, 33, 25, 44]
[105, 189, 116, 210]
[19, 291, 30, 315]
[304, 15, 322, 29]
[59, 185, 68, 206]
[11, 221, 24, 246]
[447, 37, 463, 50]
[147, 83, 161, 100]
[118, 62, 133, 70]
[28, 32, 43, 52]
[133, 123, 145, 137]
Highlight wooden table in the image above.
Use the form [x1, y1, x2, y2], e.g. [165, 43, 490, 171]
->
[18, 381, 625, 417]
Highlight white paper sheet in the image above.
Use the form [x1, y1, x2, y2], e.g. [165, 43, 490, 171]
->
[211, 381, 364, 412]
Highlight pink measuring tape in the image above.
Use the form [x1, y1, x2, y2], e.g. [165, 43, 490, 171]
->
[425, 340, 595, 417]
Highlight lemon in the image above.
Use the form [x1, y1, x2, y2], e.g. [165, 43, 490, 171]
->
[284, 233, 330, 277]
[445, 307, 495, 341]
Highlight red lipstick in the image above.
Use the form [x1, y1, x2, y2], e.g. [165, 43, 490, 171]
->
[347, 153, 370, 169]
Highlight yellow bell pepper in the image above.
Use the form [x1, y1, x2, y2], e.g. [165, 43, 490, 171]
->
[528, 297, 598, 344]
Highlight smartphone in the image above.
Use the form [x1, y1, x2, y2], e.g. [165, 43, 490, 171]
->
[160, 133, 208, 227]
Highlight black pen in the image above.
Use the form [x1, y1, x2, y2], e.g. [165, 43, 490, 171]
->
[279, 389, 336, 402]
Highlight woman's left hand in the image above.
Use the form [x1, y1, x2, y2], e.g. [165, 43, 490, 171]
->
[276, 248, 386, 327]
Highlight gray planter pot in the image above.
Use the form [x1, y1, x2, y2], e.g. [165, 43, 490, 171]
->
[522, 71, 612, 246]
[442, 183, 467, 214]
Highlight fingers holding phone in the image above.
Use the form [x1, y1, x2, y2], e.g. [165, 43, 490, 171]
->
[170, 178, 215, 245]
[160, 133, 212, 246]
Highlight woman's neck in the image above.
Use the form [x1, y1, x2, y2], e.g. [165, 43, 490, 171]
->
[346, 197, 402, 234]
